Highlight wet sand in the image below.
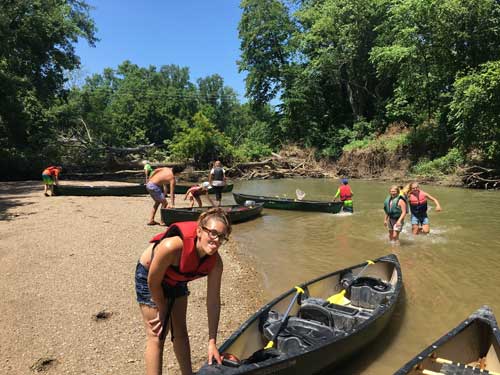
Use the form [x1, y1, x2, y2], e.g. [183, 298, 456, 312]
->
[0, 181, 264, 374]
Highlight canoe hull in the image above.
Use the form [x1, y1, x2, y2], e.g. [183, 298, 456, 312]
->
[161, 204, 264, 226]
[54, 184, 146, 196]
[54, 183, 234, 196]
[198, 254, 402, 374]
[233, 193, 343, 213]
[395, 306, 500, 375]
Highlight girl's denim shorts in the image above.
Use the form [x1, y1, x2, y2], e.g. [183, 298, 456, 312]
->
[135, 262, 189, 307]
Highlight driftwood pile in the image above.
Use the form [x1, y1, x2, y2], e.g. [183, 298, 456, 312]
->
[227, 148, 332, 180]
[461, 166, 500, 190]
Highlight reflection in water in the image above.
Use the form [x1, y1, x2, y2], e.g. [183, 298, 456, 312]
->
[225, 179, 500, 374]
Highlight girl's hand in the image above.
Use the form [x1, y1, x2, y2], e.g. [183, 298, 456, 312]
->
[148, 312, 164, 337]
[208, 339, 221, 365]
[384, 220, 388, 227]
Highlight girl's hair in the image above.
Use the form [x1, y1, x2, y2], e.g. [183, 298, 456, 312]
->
[390, 185, 400, 193]
[198, 207, 232, 237]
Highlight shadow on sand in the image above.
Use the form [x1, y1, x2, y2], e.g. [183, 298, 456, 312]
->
[0, 181, 39, 221]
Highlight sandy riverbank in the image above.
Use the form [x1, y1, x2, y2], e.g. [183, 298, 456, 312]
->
[0, 181, 264, 374]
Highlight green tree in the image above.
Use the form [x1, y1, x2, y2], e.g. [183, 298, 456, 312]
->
[449, 60, 500, 164]
[0, 0, 97, 146]
[170, 112, 233, 167]
[238, 0, 297, 103]
[371, 0, 500, 122]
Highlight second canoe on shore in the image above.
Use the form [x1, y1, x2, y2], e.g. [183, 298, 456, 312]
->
[161, 204, 264, 226]
[54, 183, 146, 196]
[54, 182, 234, 196]
[233, 192, 343, 213]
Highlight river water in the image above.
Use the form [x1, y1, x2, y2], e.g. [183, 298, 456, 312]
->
[222, 178, 500, 374]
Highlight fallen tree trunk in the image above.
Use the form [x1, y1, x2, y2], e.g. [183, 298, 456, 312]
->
[461, 166, 500, 189]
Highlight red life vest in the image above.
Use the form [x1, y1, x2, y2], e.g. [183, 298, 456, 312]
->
[408, 190, 428, 216]
[339, 185, 352, 201]
[150, 222, 217, 287]
[42, 166, 59, 177]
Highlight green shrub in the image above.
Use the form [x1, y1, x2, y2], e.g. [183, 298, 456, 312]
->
[411, 148, 464, 177]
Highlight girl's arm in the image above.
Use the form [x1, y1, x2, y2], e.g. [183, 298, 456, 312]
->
[397, 200, 407, 223]
[169, 179, 176, 207]
[424, 192, 442, 211]
[206, 253, 223, 365]
[147, 237, 183, 336]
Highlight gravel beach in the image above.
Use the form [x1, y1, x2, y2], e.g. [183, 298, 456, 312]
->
[0, 181, 264, 374]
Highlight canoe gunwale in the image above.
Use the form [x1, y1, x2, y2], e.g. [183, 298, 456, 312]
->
[53, 184, 146, 196]
[394, 305, 500, 374]
[212, 254, 402, 373]
[160, 204, 264, 226]
[232, 192, 343, 213]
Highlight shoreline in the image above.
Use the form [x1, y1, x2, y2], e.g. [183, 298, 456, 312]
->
[0, 181, 265, 374]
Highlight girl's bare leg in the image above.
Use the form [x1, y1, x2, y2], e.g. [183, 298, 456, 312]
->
[170, 296, 193, 375]
[140, 304, 166, 375]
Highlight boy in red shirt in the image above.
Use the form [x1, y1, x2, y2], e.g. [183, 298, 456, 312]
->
[42, 166, 62, 196]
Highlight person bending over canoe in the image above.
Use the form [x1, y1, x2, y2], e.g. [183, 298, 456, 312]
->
[384, 185, 408, 244]
[146, 166, 182, 226]
[333, 178, 354, 213]
[408, 182, 442, 235]
[42, 165, 62, 197]
[183, 182, 215, 208]
[135, 208, 232, 375]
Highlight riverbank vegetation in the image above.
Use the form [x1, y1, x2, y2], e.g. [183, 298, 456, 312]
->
[1, 0, 499, 187]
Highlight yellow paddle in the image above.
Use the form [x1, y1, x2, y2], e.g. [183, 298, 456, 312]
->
[327, 260, 375, 305]
[264, 286, 305, 349]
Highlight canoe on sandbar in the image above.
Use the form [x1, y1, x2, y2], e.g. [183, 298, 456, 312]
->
[232, 192, 343, 213]
[53, 184, 146, 196]
[161, 204, 264, 226]
[198, 254, 402, 375]
[395, 306, 500, 375]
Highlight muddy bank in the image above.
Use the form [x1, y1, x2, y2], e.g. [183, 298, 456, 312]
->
[0, 181, 265, 374]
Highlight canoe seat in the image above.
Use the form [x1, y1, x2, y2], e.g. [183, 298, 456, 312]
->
[349, 277, 393, 309]
[263, 311, 336, 355]
[299, 298, 370, 332]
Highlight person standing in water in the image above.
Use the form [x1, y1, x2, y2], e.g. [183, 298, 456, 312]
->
[135, 208, 231, 374]
[208, 160, 226, 207]
[384, 185, 408, 244]
[333, 178, 354, 213]
[408, 182, 442, 234]
[146, 166, 183, 226]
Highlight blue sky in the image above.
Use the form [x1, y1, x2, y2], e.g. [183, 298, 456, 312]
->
[75, 0, 246, 99]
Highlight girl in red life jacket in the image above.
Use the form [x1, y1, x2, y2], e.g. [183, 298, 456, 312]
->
[408, 182, 442, 235]
[135, 208, 232, 375]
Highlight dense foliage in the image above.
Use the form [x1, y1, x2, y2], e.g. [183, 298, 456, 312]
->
[2, 0, 500, 179]
[239, 0, 500, 165]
